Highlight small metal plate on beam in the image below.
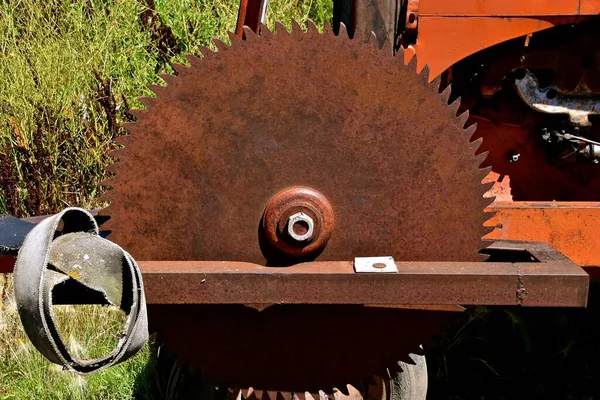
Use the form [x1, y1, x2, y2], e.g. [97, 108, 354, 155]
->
[354, 256, 398, 273]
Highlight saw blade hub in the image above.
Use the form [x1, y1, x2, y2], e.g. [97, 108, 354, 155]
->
[262, 186, 335, 259]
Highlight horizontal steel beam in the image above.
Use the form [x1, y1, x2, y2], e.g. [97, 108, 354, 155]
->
[139, 242, 588, 307]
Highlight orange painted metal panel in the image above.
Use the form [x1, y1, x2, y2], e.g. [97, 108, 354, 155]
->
[419, 0, 600, 16]
[486, 202, 600, 267]
[581, 1, 600, 13]
[412, 17, 556, 79]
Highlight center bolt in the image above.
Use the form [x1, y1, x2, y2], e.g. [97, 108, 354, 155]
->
[287, 212, 315, 242]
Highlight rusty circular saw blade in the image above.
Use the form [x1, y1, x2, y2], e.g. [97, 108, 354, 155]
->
[100, 22, 493, 264]
[149, 304, 457, 395]
[100, 20, 493, 393]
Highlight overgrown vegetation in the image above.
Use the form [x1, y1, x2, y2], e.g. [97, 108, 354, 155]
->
[0, 0, 332, 217]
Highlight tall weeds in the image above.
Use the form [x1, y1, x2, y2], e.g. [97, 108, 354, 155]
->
[0, 0, 332, 217]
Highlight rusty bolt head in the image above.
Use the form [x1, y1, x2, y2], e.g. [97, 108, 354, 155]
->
[287, 212, 315, 242]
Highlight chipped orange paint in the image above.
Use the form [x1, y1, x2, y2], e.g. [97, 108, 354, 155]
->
[486, 202, 600, 267]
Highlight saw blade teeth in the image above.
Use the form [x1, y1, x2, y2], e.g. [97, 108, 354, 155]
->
[105, 162, 120, 174]
[107, 146, 121, 161]
[294, 392, 307, 400]
[276, 391, 291, 400]
[420, 64, 442, 86]
[147, 83, 166, 97]
[243, 387, 254, 398]
[115, 132, 133, 146]
[274, 21, 289, 35]
[291, 19, 303, 34]
[198, 44, 217, 59]
[159, 72, 175, 83]
[260, 23, 274, 37]
[266, 390, 278, 400]
[448, 96, 461, 115]
[430, 73, 442, 92]
[469, 134, 484, 153]
[128, 108, 146, 120]
[482, 224, 496, 238]
[380, 38, 392, 54]
[213, 37, 228, 51]
[457, 109, 470, 127]
[337, 22, 348, 38]
[465, 122, 478, 141]
[227, 386, 241, 400]
[351, 24, 363, 41]
[439, 84, 452, 104]
[475, 149, 489, 169]
[420, 63, 432, 83]
[184, 53, 202, 68]
[366, 31, 377, 46]
[137, 96, 157, 110]
[122, 121, 144, 135]
[406, 50, 418, 72]
[107, 148, 125, 162]
[243, 26, 258, 40]
[171, 62, 187, 75]
[395, 44, 405, 59]
[481, 165, 494, 180]
[419, 64, 431, 84]
[121, 120, 136, 131]
[481, 180, 495, 196]
[407, 353, 423, 366]
[100, 176, 116, 189]
[403, 45, 416, 66]
[483, 213, 497, 227]
[172, 62, 188, 75]
[306, 19, 318, 34]
[484, 210, 498, 226]
[342, 385, 352, 397]
[228, 31, 243, 46]
[97, 197, 112, 212]
[110, 25, 492, 389]
[322, 22, 333, 35]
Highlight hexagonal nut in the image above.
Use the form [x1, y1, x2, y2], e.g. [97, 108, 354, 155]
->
[286, 212, 315, 242]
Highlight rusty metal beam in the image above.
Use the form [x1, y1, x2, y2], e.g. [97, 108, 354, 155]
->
[139, 242, 588, 307]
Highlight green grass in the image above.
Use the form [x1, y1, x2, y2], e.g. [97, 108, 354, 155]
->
[0, 0, 332, 218]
